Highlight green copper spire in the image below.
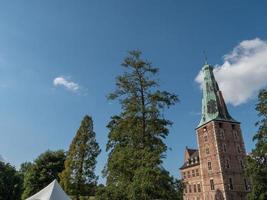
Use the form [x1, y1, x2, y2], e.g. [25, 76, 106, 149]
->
[198, 64, 237, 127]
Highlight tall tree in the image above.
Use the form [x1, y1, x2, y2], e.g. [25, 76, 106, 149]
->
[246, 89, 267, 200]
[0, 161, 23, 200]
[99, 50, 179, 200]
[22, 150, 66, 199]
[60, 115, 101, 200]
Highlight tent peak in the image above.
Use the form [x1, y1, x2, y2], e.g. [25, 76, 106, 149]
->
[26, 179, 71, 200]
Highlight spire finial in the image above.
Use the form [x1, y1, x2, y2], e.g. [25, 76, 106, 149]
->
[203, 51, 208, 65]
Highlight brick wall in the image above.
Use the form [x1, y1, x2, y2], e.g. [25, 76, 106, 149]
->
[196, 121, 249, 200]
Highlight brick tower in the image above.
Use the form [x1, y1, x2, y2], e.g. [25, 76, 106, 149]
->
[180, 63, 249, 200]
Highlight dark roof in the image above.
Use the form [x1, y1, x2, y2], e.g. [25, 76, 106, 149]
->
[180, 162, 200, 170]
[180, 149, 200, 170]
[187, 148, 198, 158]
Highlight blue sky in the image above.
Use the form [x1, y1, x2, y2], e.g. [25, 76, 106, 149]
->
[0, 1, 267, 183]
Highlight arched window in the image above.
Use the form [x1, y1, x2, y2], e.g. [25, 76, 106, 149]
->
[210, 179, 215, 190]
[206, 147, 210, 155]
[219, 128, 225, 139]
[204, 133, 208, 142]
[229, 178, 233, 190]
[237, 145, 241, 153]
[208, 161, 212, 170]
[226, 159, 230, 168]
[197, 183, 201, 192]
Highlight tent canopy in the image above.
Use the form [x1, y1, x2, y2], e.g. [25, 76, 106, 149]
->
[26, 179, 71, 200]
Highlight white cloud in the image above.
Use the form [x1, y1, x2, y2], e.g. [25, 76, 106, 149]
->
[53, 76, 80, 93]
[196, 38, 267, 106]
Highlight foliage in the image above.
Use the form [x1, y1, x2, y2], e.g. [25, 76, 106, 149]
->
[246, 89, 267, 200]
[21, 150, 66, 199]
[0, 161, 23, 200]
[60, 115, 101, 200]
[97, 50, 179, 200]
[173, 179, 184, 200]
[128, 168, 183, 200]
[19, 162, 33, 175]
[95, 184, 108, 200]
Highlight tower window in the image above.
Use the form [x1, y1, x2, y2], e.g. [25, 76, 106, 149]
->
[206, 148, 210, 155]
[196, 169, 199, 176]
[237, 145, 241, 153]
[223, 144, 227, 152]
[226, 159, 230, 168]
[208, 161, 212, 170]
[229, 178, 233, 190]
[233, 130, 238, 140]
[204, 134, 208, 142]
[240, 159, 244, 169]
[192, 170, 195, 177]
[183, 172, 186, 179]
[189, 158, 193, 165]
[187, 171, 190, 178]
[203, 126, 207, 132]
[219, 128, 225, 139]
[219, 123, 223, 128]
[210, 179, 215, 190]
[244, 179, 249, 191]
[194, 184, 197, 193]
[232, 124, 236, 130]
[197, 183, 201, 192]
[189, 185, 192, 193]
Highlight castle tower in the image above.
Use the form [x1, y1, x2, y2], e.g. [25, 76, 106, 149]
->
[180, 64, 249, 200]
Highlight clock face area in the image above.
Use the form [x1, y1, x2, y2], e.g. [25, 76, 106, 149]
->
[206, 82, 213, 93]
[207, 99, 217, 114]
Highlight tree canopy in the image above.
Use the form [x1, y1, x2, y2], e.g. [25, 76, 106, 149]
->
[98, 50, 180, 200]
[21, 150, 66, 199]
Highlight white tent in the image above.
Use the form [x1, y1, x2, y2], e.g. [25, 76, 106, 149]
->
[26, 179, 71, 200]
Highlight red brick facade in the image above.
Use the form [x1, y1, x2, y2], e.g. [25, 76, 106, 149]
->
[181, 120, 249, 200]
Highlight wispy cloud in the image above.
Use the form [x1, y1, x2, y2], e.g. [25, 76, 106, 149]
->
[196, 38, 267, 106]
[53, 76, 80, 93]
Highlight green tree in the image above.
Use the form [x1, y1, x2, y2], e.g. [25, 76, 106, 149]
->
[22, 150, 66, 199]
[95, 184, 109, 200]
[173, 179, 184, 200]
[0, 161, 23, 200]
[60, 115, 101, 200]
[246, 89, 267, 200]
[19, 162, 33, 175]
[99, 50, 179, 200]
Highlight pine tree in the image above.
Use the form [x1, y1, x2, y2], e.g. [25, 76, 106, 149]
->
[60, 115, 101, 200]
[99, 50, 179, 200]
[246, 89, 267, 200]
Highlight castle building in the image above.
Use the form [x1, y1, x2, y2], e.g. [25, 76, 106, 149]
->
[180, 63, 249, 200]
